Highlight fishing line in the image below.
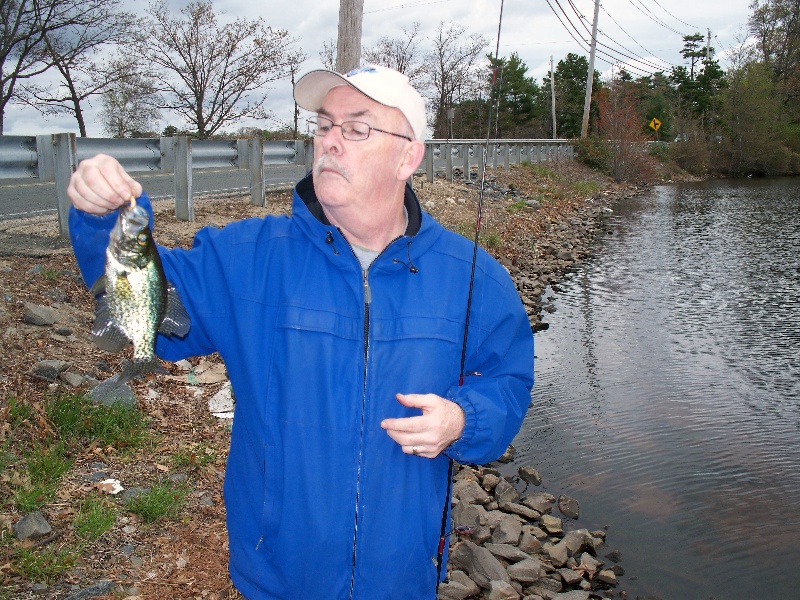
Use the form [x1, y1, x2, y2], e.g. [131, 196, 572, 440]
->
[436, 0, 505, 591]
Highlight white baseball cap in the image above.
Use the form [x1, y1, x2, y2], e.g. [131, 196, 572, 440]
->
[294, 65, 427, 141]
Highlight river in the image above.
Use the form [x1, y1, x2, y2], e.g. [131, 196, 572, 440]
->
[508, 177, 800, 599]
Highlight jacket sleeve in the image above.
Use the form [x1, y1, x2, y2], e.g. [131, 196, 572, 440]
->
[443, 260, 535, 465]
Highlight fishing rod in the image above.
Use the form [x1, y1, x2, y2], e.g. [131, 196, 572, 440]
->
[436, 0, 506, 590]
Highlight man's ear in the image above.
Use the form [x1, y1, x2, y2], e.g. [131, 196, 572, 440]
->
[396, 140, 425, 182]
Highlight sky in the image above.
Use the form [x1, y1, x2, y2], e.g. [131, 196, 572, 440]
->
[3, 0, 756, 137]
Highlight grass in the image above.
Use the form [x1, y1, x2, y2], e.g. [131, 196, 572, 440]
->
[572, 180, 600, 196]
[173, 442, 217, 469]
[47, 391, 149, 450]
[13, 443, 72, 512]
[125, 480, 187, 522]
[38, 266, 61, 281]
[506, 199, 530, 213]
[14, 546, 77, 584]
[8, 395, 34, 426]
[74, 495, 116, 542]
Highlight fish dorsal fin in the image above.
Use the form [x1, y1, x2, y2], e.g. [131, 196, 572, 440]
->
[158, 283, 191, 338]
[91, 293, 131, 352]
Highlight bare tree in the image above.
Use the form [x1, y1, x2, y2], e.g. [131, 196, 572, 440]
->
[319, 39, 336, 70]
[0, 0, 126, 134]
[15, 2, 137, 136]
[362, 22, 426, 86]
[423, 22, 487, 138]
[140, 0, 303, 139]
[98, 55, 162, 138]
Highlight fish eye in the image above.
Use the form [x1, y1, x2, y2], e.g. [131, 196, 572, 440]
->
[137, 233, 148, 245]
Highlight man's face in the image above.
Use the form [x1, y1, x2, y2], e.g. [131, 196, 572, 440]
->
[311, 86, 412, 223]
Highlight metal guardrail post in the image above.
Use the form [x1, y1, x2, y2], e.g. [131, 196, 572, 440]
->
[504, 144, 511, 169]
[237, 139, 249, 170]
[174, 136, 193, 221]
[160, 137, 175, 173]
[425, 144, 434, 183]
[36, 135, 54, 181]
[445, 143, 453, 182]
[463, 146, 470, 180]
[249, 138, 265, 207]
[303, 139, 314, 173]
[491, 144, 498, 169]
[52, 133, 77, 238]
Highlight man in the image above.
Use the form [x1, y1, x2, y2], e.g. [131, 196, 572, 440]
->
[68, 65, 534, 599]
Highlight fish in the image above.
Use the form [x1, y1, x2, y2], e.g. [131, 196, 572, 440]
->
[89, 196, 190, 384]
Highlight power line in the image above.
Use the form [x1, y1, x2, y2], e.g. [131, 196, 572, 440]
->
[546, 0, 665, 77]
[599, 3, 678, 70]
[623, 0, 686, 36]
[640, 0, 701, 30]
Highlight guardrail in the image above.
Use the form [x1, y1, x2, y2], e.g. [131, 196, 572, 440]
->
[0, 133, 573, 235]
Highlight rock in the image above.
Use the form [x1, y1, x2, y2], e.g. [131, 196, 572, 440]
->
[119, 487, 149, 503]
[88, 375, 136, 409]
[14, 511, 52, 541]
[557, 568, 583, 586]
[450, 540, 510, 589]
[438, 570, 481, 600]
[595, 569, 617, 586]
[552, 591, 590, 600]
[59, 371, 85, 387]
[32, 359, 70, 380]
[63, 580, 116, 600]
[23, 302, 57, 326]
[484, 543, 531, 563]
[488, 580, 521, 600]
[605, 549, 623, 563]
[482, 473, 502, 492]
[495, 478, 520, 507]
[521, 492, 555, 514]
[518, 531, 543, 554]
[454, 478, 491, 505]
[543, 541, 569, 568]
[492, 514, 522, 545]
[453, 504, 491, 544]
[507, 557, 544, 583]
[502, 502, 540, 520]
[539, 514, 563, 535]
[561, 530, 590, 555]
[497, 445, 516, 463]
[557, 495, 580, 519]
[518, 466, 542, 486]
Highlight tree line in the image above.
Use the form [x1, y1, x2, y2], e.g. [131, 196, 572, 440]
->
[2, 0, 797, 176]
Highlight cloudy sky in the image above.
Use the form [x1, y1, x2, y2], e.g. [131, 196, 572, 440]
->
[4, 0, 755, 137]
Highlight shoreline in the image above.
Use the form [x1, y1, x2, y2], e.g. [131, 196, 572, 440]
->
[0, 162, 655, 599]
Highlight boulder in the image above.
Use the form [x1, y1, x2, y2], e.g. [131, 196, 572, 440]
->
[518, 466, 542, 486]
[488, 580, 521, 600]
[451, 540, 510, 589]
[23, 302, 57, 326]
[14, 511, 52, 541]
[492, 514, 522, 545]
[507, 557, 544, 583]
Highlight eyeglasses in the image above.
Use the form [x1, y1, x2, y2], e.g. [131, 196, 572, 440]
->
[307, 116, 412, 142]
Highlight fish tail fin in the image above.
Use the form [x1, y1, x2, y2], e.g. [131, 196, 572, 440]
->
[118, 357, 168, 385]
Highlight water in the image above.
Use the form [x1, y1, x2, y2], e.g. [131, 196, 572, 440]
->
[509, 178, 800, 599]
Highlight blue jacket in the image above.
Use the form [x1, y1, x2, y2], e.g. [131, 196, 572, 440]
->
[69, 174, 534, 599]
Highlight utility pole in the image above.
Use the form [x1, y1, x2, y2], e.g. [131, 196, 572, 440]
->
[550, 55, 557, 139]
[336, 0, 364, 73]
[580, 0, 600, 138]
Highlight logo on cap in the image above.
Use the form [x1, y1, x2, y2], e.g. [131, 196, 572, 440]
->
[346, 66, 377, 77]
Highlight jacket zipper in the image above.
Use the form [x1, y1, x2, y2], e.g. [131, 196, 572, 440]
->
[337, 231, 402, 600]
[349, 269, 370, 599]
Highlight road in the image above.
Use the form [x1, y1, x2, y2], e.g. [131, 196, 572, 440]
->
[0, 165, 308, 220]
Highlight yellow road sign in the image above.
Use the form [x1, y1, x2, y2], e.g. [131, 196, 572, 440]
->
[649, 117, 662, 131]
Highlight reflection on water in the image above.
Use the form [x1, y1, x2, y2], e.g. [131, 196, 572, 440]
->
[509, 178, 800, 599]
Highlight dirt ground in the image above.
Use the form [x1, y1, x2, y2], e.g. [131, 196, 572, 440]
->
[0, 161, 659, 599]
